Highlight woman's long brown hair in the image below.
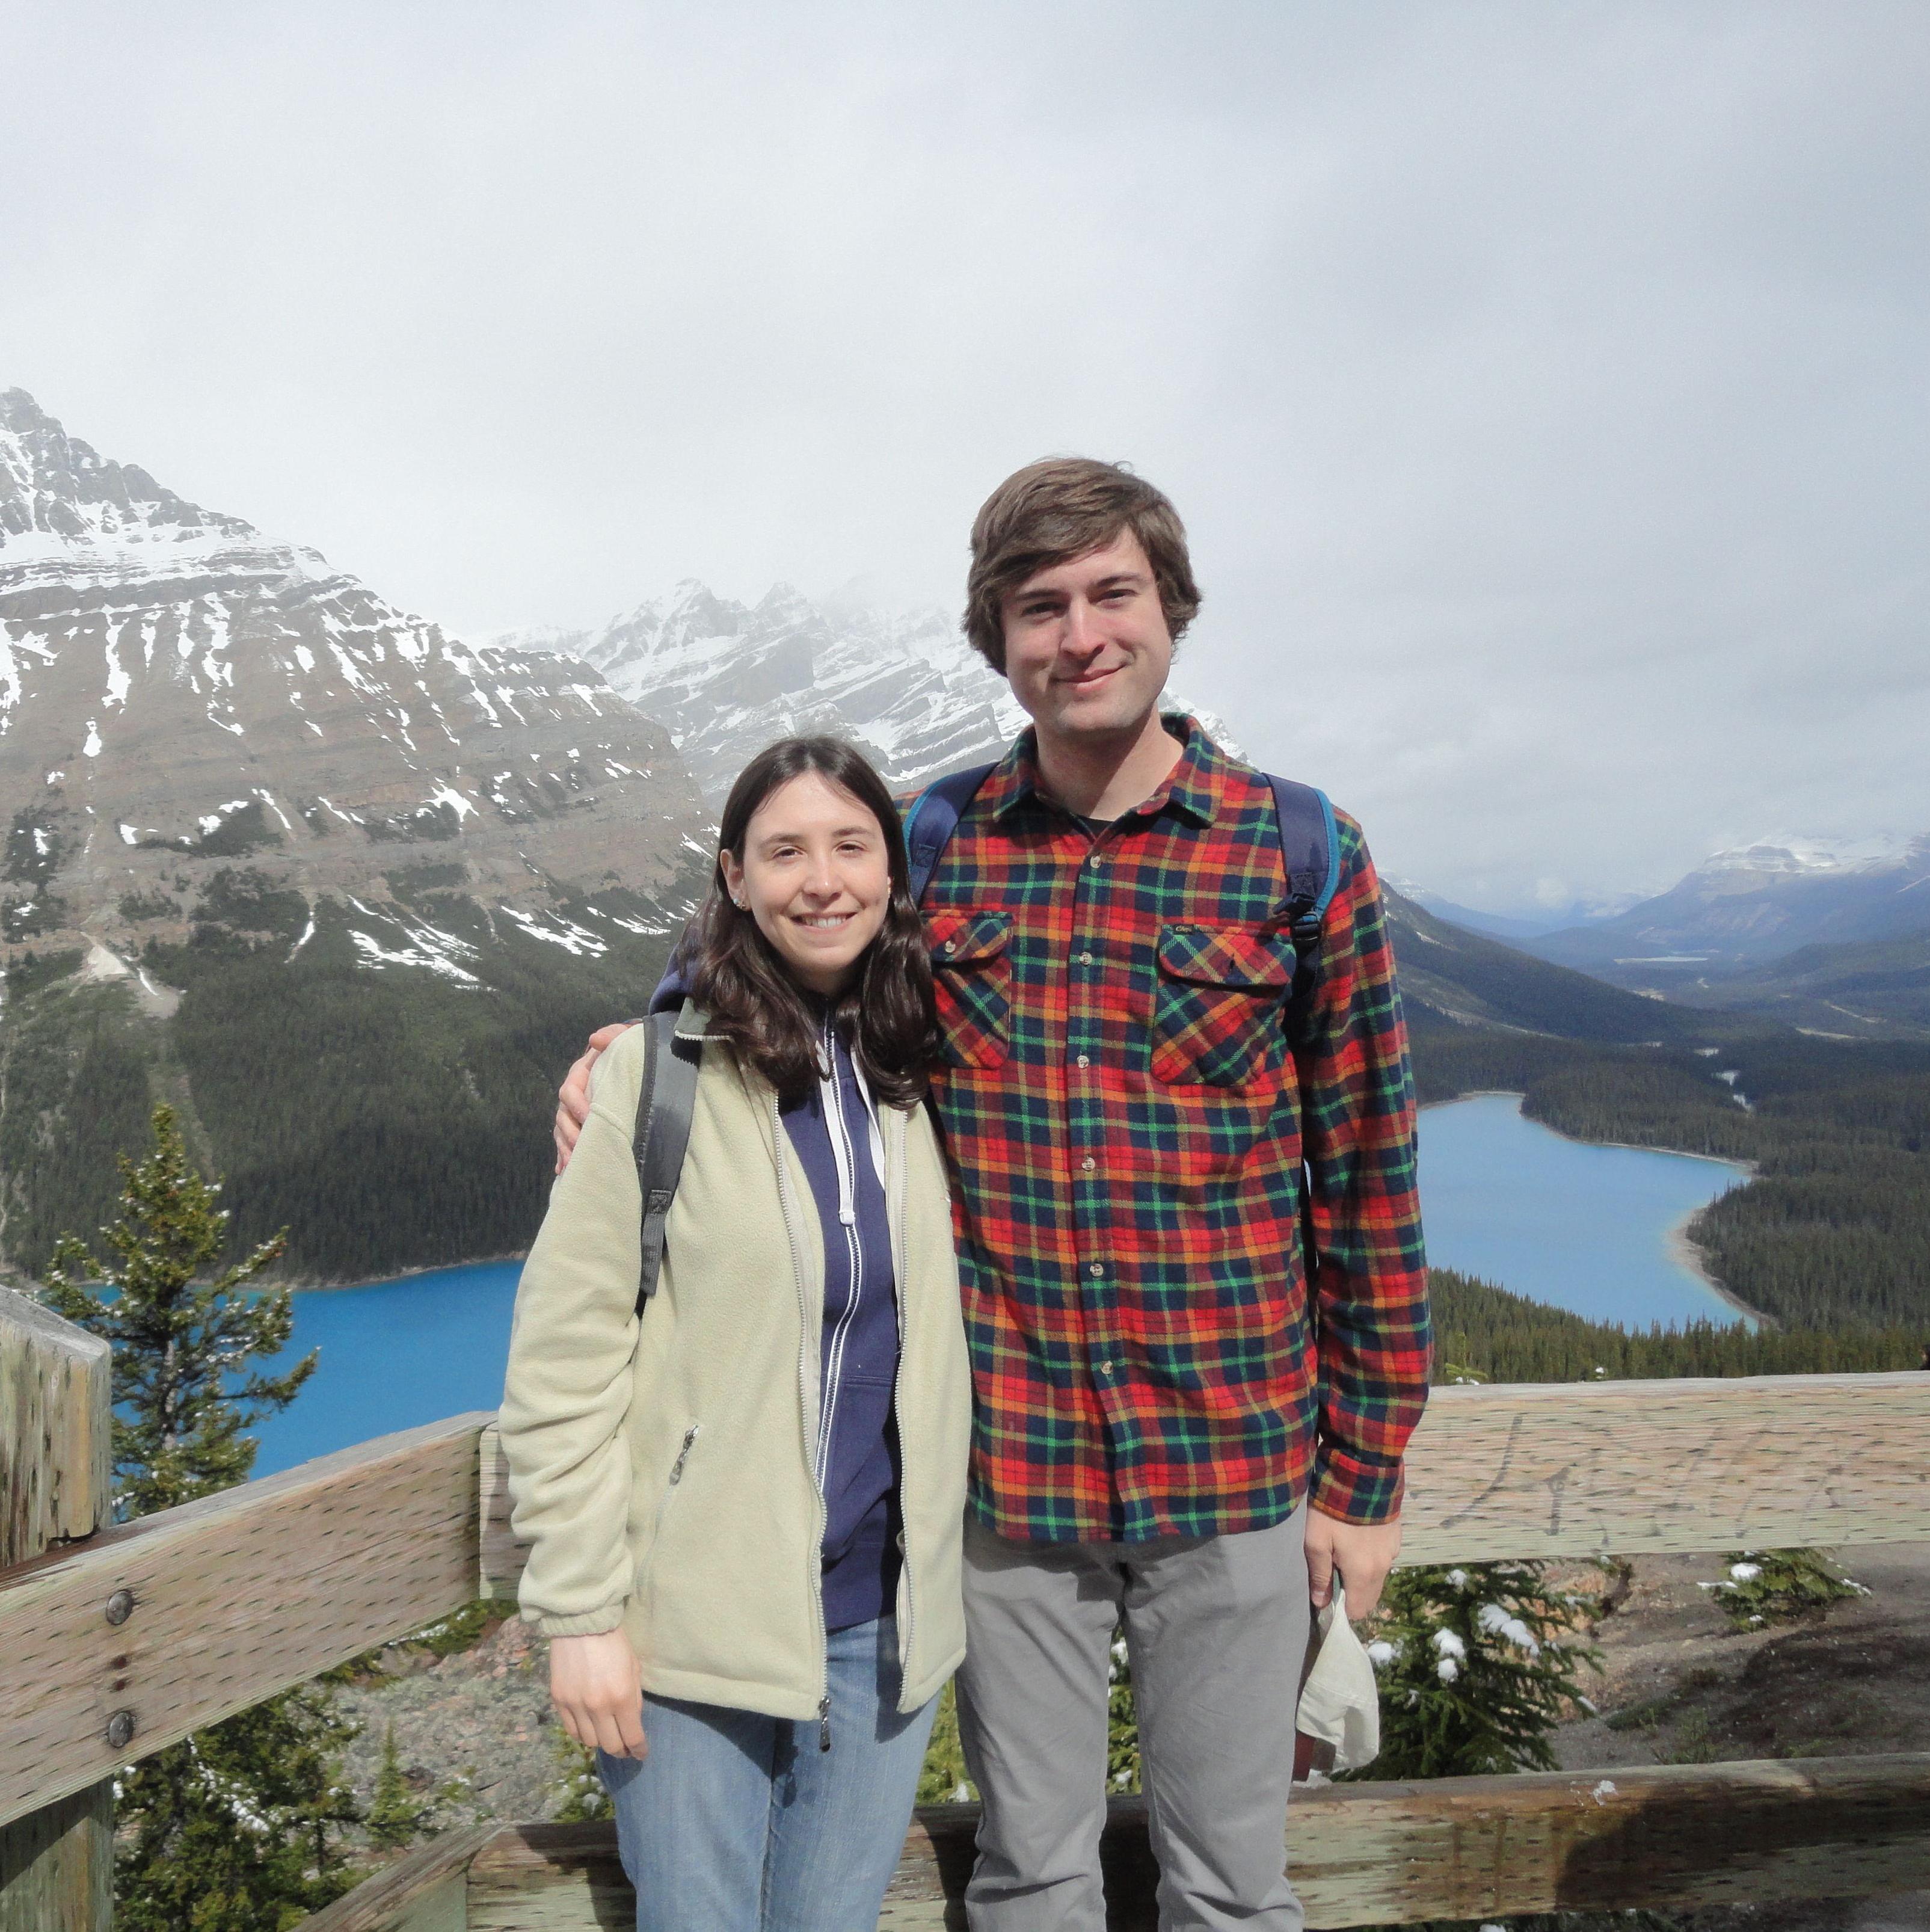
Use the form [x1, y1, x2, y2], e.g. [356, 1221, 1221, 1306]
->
[687, 736, 937, 1108]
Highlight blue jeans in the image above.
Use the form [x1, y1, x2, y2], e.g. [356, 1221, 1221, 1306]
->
[598, 1616, 938, 1932]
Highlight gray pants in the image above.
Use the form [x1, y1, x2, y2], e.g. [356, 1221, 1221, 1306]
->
[955, 1507, 1311, 1931]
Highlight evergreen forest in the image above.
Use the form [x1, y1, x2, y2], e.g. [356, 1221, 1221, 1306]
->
[0, 876, 682, 1282]
[4, 881, 1928, 1347]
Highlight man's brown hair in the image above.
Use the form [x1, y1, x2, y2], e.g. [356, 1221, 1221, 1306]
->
[963, 457, 1202, 673]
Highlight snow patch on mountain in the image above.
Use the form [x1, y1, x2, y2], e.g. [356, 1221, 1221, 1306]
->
[1697, 833, 1929, 879]
[498, 576, 1240, 802]
[0, 387, 711, 953]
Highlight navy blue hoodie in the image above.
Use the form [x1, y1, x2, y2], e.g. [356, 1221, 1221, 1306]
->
[779, 1019, 902, 1633]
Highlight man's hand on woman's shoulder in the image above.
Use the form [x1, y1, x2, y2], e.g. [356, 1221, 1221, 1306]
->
[553, 1023, 639, 1173]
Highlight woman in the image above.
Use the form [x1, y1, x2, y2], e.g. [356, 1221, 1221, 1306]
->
[499, 736, 970, 1932]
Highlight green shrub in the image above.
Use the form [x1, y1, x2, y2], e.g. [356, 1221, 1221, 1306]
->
[1357, 1561, 1602, 1781]
[1697, 1548, 1868, 1630]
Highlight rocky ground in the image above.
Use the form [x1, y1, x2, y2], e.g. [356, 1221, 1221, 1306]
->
[1546, 1541, 1930, 1932]
[332, 1546, 1930, 1927]
[334, 1608, 586, 1841]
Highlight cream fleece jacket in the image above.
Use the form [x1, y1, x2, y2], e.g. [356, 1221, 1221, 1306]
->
[498, 1009, 971, 1720]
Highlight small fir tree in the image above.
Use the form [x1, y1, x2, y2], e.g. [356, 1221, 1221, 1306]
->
[1360, 1562, 1602, 1780]
[1699, 1548, 1869, 1629]
[41, 1104, 312, 1517]
[41, 1104, 364, 1928]
[367, 1722, 431, 1850]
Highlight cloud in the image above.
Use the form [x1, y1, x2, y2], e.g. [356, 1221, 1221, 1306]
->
[2, 0, 1923, 908]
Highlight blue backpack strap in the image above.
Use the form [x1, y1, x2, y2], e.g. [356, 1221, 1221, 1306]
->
[1267, 777, 1338, 1023]
[1267, 776, 1338, 943]
[902, 763, 997, 905]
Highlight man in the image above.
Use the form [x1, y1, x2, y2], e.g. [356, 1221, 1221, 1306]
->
[556, 458, 1430, 1928]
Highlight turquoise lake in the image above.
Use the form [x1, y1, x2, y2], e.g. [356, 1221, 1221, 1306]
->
[246, 1092, 1751, 1477]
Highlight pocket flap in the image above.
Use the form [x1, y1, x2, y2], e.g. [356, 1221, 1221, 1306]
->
[1157, 923, 1293, 990]
[925, 907, 1011, 965]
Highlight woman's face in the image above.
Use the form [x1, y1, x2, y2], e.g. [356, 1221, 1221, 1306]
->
[718, 772, 893, 997]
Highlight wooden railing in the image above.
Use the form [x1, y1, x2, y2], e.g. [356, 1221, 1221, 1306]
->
[4, 1282, 1929, 1929]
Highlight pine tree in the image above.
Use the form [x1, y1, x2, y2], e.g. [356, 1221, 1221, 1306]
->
[41, 1103, 364, 1927]
[1360, 1561, 1602, 1780]
[41, 1104, 311, 1517]
[367, 1722, 430, 1851]
[1698, 1548, 1869, 1630]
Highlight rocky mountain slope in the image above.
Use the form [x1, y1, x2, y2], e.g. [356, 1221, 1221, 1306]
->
[0, 390, 711, 1284]
[1, 388, 710, 971]
[1382, 887, 1719, 1044]
[500, 577, 1237, 805]
[1519, 834, 1930, 983]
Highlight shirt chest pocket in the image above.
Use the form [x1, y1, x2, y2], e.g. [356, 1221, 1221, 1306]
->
[926, 908, 1012, 1070]
[1151, 924, 1295, 1088]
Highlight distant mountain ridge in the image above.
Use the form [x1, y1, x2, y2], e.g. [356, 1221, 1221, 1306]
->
[1380, 887, 1718, 1044]
[498, 577, 1238, 804]
[1517, 832, 1930, 982]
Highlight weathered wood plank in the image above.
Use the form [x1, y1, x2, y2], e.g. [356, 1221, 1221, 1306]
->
[301, 1822, 497, 1932]
[0, 1284, 112, 1566]
[476, 1423, 518, 1602]
[459, 1755, 1930, 1928]
[0, 1288, 114, 1932]
[0, 1412, 490, 1831]
[0, 1771, 114, 1932]
[1398, 1373, 1930, 1560]
[1291, 1754, 1930, 1923]
[472, 1372, 1930, 1597]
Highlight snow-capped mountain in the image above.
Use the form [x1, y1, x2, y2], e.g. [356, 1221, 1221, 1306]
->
[1521, 830, 1930, 979]
[502, 576, 1238, 806]
[1692, 833, 1926, 881]
[0, 389, 710, 965]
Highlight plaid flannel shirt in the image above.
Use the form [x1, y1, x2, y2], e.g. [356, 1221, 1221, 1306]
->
[915, 717, 1430, 1543]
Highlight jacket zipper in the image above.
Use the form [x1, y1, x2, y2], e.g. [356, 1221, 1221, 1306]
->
[641, 1424, 701, 1598]
[887, 1110, 917, 1692]
[772, 1094, 834, 1750]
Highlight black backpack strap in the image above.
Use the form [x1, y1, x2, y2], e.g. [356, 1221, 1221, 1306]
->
[903, 763, 997, 905]
[633, 1007, 700, 1305]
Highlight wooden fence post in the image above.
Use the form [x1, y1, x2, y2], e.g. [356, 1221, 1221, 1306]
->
[0, 1284, 115, 1932]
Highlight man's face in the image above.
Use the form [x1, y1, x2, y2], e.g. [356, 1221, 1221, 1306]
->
[999, 528, 1173, 743]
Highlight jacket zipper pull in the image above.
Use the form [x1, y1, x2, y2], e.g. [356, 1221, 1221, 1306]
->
[818, 1695, 832, 1753]
[669, 1424, 699, 1484]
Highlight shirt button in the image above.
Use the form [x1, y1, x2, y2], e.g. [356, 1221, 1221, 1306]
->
[1080, 1156, 1096, 1172]
[1097, 1361, 1114, 1377]
[1078, 950, 1094, 965]
[1088, 1262, 1104, 1277]
[1075, 1053, 1091, 1069]
[941, 940, 955, 954]
[1087, 852, 1102, 867]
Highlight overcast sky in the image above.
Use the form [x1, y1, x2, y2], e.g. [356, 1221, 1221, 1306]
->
[4, 1, 1925, 910]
